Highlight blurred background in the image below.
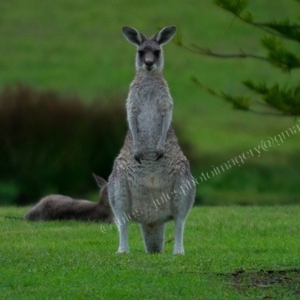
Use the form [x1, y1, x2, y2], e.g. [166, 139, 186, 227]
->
[0, 0, 299, 206]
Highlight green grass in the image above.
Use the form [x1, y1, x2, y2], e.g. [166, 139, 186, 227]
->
[0, 0, 300, 204]
[1, 206, 300, 299]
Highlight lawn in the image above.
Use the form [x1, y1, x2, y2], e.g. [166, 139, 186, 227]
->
[1, 2, 299, 297]
[1, 205, 300, 299]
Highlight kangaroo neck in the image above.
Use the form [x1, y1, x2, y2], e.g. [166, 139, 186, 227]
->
[135, 69, 164, 82]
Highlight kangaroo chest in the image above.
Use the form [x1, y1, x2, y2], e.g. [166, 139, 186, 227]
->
[129, 83, 171, 150]
[138, 96, 162, 126]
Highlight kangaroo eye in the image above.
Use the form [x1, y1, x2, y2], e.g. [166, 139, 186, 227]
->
[154, 50, 160, 57]
[138, 50, 145, 57]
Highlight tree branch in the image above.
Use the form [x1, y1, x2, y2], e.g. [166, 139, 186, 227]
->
[237, 16, 295, 41]
[190, 44, 269, 62]
[191, 76, 290, 117]
[214, 1, 300, 42]
[247, 109, 287, 117]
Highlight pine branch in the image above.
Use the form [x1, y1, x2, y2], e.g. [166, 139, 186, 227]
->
[183, 40, 300, 72]
[214, 0, 249, 15]
[214, 0, 300, 42]
[243, 80, 300, 115]
[262, 36, 300, 71]
[174, 2, 300, 72]
[190, 44, 268, 62]
[191, 76, 286, 116]
[257, 20, 300, 43]
[181, 0, 300, 116]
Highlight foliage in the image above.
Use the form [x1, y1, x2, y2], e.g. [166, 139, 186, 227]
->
[243, 80, 300, 115]
[177, 0, 300, 116]
[0, 84, 127, 205]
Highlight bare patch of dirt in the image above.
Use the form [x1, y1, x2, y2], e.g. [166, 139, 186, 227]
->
[221, 268, 300, 298]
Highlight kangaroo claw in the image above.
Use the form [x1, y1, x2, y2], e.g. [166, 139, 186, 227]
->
[155, 151, 164, 161]
[134, 152, 144, 164]
[134, 156, 142, 164]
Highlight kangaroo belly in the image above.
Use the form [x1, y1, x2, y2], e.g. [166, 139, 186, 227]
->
[130, 194, 173, 224]
[128, 173, 173, 224]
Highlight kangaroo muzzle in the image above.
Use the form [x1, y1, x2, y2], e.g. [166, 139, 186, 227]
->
[144, 52, 155, 70]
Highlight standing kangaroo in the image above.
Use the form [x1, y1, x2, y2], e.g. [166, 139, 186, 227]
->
[108, 26, 195, 254]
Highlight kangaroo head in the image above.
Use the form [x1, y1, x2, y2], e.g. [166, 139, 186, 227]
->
[122, 26, 176, 72]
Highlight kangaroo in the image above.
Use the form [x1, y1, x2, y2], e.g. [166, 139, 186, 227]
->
[24, 174, 113, 223]
[108, 26, 195, 254]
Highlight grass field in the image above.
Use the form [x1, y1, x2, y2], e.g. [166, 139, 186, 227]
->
[1, 2, 299, 298]
[0, 0, 300, 205]
[1, 206, 300, 299]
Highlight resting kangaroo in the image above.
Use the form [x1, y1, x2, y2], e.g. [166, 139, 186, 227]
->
[24, 174, 113, 223]
[108, 26, 195, 254]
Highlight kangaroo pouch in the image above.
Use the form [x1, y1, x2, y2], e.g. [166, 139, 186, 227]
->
[129, 183, 173, 224]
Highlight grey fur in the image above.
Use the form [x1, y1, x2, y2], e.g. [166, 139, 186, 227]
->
[24, 174, 113, 223]
[108, 26, 195, 254]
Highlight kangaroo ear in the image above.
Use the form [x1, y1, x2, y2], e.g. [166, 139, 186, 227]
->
[122, 27, 146, 46]
[92, 173, 107, 189]
[154, 26, 177, 45]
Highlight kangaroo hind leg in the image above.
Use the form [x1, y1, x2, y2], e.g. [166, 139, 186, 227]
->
[108, 178, 130, 253]
[172, 174, 196, 255]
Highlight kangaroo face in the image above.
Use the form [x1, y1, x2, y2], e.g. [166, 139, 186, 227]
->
[122, 26, 176, 72]
[137, 40, 161, 72]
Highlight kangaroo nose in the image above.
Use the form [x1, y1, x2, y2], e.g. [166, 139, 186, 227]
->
[145, 59, 153, 66]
